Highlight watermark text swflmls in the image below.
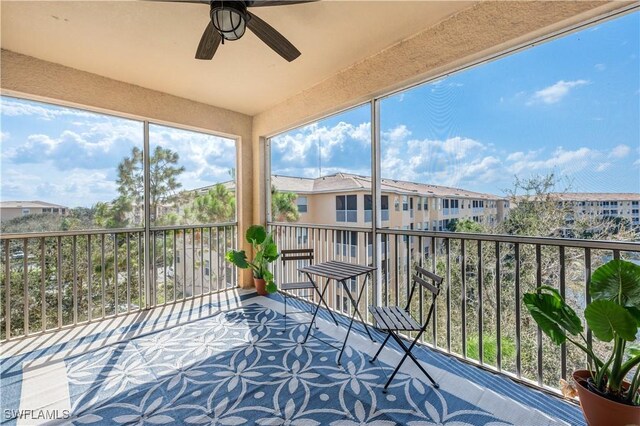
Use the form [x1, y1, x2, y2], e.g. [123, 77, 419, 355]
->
[3, 409, 71, 421]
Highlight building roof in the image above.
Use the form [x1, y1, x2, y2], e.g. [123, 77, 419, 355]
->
[545, 193, 640, 202]
[0, 200, 68, 209]
[271, 173, 505, 200]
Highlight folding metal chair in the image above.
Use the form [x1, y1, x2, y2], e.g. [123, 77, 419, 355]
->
[368, 265, 443, 392]
[279, 249, 339, 332]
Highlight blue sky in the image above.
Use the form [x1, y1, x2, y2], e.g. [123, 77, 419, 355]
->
[1, 12, 639, 209]
[272, 11, 640, 195]
[0, 100, 235, 208]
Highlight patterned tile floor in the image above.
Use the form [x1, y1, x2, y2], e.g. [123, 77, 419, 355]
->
[0, 292, 585, 425]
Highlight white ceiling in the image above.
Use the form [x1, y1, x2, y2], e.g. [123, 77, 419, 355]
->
[0, 0, 475, 115]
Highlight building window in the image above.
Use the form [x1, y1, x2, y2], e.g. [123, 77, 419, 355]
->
[336, 230, 358, 257]
[381, 195, 389, 221]
[21, 208, 30, 215]
[336, 195, 357, 222]
[296, 228, 308, 244]
[204, 260, 210, 276]
[297, 196, 308, 213]
[364, 194, 389, 222]
[402, 196, 409, 211]
[176, 250, 181, 264]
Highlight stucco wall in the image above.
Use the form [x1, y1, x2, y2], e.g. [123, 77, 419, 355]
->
[251, 1, 634, 225]
[0, 49, 256, 287]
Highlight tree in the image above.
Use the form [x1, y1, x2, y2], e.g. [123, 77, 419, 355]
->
[447, 218, 485, 233]
[186, 184, 236, 224]
[271, 186, 299, 222]
[499, 173, 571, 237]
[116, 146, 185, 224]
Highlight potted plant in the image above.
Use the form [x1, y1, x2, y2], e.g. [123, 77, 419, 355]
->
[225, 225, 279, 295]
[524, 259, 640, 426]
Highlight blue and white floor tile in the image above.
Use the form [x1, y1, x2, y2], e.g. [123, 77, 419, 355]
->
[1, 292, 584, 425]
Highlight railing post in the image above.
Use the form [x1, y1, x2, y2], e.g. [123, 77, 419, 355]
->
[4, 239, 10, 340]
[143, 121, 152, 309]
[371, 98, 383, 307]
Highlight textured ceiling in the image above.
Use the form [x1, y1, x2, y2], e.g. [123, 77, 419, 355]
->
[0, 0, 476, 115]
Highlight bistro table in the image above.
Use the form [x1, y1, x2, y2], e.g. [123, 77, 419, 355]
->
[299, 260, 377, 365]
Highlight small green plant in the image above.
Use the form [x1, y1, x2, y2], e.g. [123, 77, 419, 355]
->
[524, 259, 640, 406]
[225, 225, 279, 293]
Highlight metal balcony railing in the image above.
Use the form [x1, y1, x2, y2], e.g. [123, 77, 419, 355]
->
[269, 222, 640, 396]
[0, 223, 237, 341]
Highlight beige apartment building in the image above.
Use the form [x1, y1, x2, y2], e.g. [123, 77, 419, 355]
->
[552, 193, 640, 225]
[0, 200, 68, 223]
[514, 193, 640, 227]
[271, 173, 510, 231]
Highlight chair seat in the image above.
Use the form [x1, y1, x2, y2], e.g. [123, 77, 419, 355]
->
[280, 281, 316, 291]
[369, 306, 421, 331]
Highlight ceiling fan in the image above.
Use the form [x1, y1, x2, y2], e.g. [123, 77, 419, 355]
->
[158, 0, 316, 62]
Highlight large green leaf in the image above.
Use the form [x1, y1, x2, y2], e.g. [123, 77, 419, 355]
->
[246, 225, 267, 245]
[590, 259, 640, 308]
[523, 286, 583, 345]
[225, 250, 249, 269]
[262, 236, 279, 262]
[627, 306, 640, 327]
[584, 299, 637, 342]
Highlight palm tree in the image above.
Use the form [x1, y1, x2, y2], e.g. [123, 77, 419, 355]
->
[271, 186, 299, 222]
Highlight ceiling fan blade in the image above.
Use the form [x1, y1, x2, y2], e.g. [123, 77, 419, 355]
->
[246, 12, 301, 62]
[248, 0, 318, 7]
[195, 21, 222, 60]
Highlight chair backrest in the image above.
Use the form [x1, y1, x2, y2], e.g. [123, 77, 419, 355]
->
[406, 265, 443, 311]
[405, 266, 444, 332]
[413, 266, 443, 295]
[280, 248, 314, 263]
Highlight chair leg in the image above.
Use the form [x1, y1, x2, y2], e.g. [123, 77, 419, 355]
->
[383, 333, 438, 391]
[369, 333, 391, 363]
[283, 292, 288, 333]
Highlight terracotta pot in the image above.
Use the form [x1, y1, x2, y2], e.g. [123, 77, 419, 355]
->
[254, 278, 268, 296]
[573, 370, 639, 426]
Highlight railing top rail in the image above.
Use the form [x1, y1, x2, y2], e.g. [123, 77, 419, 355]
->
[268, 222, 640, 251]
[268, 222, 372, 233]
[0, 222, 237, 240]
[150, 222, 237, 232]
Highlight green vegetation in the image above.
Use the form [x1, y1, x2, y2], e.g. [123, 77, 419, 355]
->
[466, 334, 516, 365]
[271, 186, 299, 222]
[524, 259, 640, 405]
[225, 225, 279, 293]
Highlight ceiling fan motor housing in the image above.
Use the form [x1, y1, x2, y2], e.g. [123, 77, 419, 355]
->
[210, 1, 248, 41]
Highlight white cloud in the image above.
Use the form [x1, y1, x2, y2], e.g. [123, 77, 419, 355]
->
[1, 98, 96, 120]
[595, 162, 612, 172]
[594, 63, 606, 71]
[271, 121, 371, 173]
[0, 131, 9, 143]
[609, 144, 631, 159]
[383, 125, 411, 144]
[528, 80, 589, 105]
[507, 146, 593, 175]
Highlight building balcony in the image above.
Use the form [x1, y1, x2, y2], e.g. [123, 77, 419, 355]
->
[2, 223, 639, 425]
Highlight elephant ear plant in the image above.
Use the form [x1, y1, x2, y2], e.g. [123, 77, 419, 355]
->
[225, 225, 279, 294]
[524, 259, 640, 406]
